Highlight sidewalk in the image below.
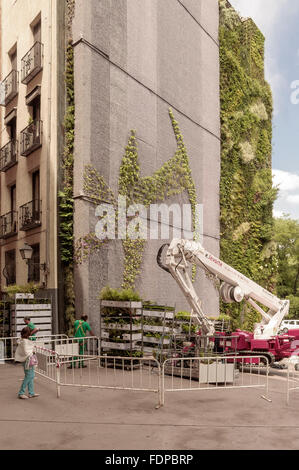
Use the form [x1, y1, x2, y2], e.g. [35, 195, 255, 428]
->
[1, 363, 299, 450]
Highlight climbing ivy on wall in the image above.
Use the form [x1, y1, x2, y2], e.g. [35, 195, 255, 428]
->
[219, 0, 278, 331]
[59, 42, 74, 263]
[58, 34, 75, 333]
[74, 109, 199, 290]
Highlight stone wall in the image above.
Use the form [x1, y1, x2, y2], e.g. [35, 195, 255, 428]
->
[72, 0, 220, 332]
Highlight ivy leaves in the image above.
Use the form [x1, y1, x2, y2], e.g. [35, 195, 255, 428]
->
[75, 109, 199, 290]
[219, 1, 278, 330]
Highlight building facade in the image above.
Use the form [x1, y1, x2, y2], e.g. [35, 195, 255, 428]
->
[71, 0, 221, 332]
[0, 0, 221, 335]
[0, 0, 66, 329]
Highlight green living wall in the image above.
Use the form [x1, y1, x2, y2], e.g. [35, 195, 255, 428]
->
[219, 0, 278, 330]
[58, 0, 76, 334]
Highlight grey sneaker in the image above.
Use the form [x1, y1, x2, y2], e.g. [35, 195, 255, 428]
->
[28, 394, 40, 398]
[18, 394, 29, 399]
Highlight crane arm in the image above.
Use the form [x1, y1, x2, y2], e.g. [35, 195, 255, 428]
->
[157, 239, 289, 339]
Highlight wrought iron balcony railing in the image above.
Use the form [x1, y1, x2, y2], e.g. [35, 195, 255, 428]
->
[0, 140, 18, 172]
[19, 200, 42, 231]
[21, 42, 43, 84]
[20, 120, 42, 156]
[3, 264, 16, 286]
[0, 70, 18, 106]
[0, 211, 18, 239]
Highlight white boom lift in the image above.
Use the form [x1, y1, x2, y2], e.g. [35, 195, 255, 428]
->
[157, 239, 289, 339]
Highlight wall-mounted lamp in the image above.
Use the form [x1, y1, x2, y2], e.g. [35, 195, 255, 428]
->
[19, 243, 48, 274]
[19, 243, 33, 262]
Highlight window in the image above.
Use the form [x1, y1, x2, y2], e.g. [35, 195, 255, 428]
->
[2, 46, 18, 106]
[33, 20, 41, 43]
[10, 184, 16, 213]
[28, 243, 40, 283]
[32, 169, 40, 218]
[9, 49, 17, 70]
[4, 250, 16, 285]
[21, 16, 42, 85]
[7, 116, 17, 141]
[31, 96, 40, 121]
[32, 169, 40, 201]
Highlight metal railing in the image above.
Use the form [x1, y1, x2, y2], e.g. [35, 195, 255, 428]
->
[0, 336, 18, 362]
[41, 336, 100, 362]
[0, 211, 17, 239]
[161, 355, 270, 406]
[0, 335, 68, 362]
[35, 345, 61, 397]
[1, 335, 271, 409]
[0, 70, 18, 106]
[20, 120, 42, 156]
[55, 354, 161, 406]
[21, 42, 43, 84]
[0, 140, 18, 171]
[286, 358, 299, 405]
[19, 199, 42, 230]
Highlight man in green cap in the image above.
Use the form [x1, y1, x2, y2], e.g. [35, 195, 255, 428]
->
[68, 315, 95, 368]
[24, 317, 39, 341]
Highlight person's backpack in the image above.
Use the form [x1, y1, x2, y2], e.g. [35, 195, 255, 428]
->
[29, 353, 38, 367]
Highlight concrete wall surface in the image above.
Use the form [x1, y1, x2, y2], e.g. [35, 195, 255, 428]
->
[73, 0, 220, 332]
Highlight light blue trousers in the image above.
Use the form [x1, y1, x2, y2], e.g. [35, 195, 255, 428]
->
[19, 364, 35, 396]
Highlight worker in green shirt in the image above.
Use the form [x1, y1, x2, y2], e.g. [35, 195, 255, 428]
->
[24, 317, 39, 341]
[68, 315, 95, 369]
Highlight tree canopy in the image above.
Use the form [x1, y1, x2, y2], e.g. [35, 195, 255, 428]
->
[274, 217, 299, 317]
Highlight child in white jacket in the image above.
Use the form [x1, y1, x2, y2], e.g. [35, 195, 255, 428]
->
[15, 327, 40, 399]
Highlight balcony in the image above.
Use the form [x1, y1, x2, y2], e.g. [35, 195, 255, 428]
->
[0, 211, 17, 239]
[3, 264, 16, 286]
[20, 120, 42, 156]
[21, 42, 43, 84]
[0, 140, 18, 172]
[19, 200, 41, 231]
[0, 70, 18, 106]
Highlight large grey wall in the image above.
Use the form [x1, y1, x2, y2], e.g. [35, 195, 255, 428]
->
[72, 0, 220, 332]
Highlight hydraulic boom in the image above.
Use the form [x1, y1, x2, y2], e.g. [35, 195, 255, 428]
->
[157, 239, 289, 340]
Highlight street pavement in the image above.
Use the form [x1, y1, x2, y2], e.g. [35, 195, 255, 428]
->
[1, 362, 299, 450]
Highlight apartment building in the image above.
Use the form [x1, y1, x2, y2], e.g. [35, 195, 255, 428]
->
[0, 0, 221, 335]
[0, 0, 65, 329]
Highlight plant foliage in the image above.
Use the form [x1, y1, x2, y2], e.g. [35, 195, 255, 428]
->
[219, 0, 278, 330]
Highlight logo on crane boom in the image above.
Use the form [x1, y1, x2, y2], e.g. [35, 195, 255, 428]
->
[206, 253, 223, 267]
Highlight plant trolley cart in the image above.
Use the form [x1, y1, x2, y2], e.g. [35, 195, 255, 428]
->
[100, 300, 143, 365]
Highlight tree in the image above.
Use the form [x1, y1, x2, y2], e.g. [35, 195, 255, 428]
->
[274, 217, 299, 317]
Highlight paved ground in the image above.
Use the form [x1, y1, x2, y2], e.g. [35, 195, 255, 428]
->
[1, 362, 299, 450]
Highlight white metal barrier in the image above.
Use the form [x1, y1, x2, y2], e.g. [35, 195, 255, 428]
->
[5, 345, 271, 409]
[162, 355, 270, 406]
[57, 355, 162, 407]
[0, 336, 18, 362]
[0, 335, 68, 362]
[51, 336, 99, 362]
[32, 348, 162, 407]
[35, 345, 61, 397]
[286, 359, 299, 405]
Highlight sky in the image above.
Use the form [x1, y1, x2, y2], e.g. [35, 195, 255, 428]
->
[229, 0, 299, 221]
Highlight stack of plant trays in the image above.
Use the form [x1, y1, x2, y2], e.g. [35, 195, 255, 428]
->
[140, 303, 179, 363]
[0, 301, 10, 337]
[100, 300, 143, 368]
